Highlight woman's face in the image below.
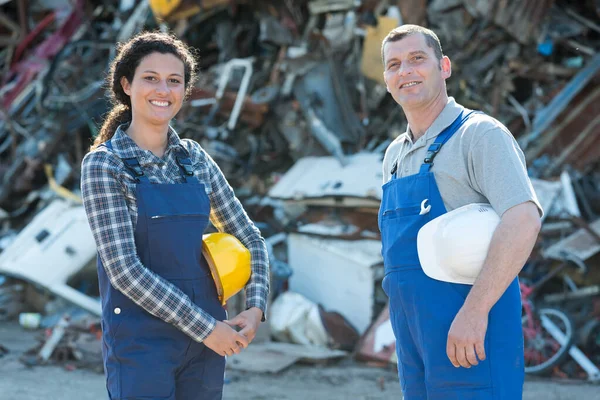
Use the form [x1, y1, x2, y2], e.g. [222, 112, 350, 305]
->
[121, 52, 186, 127]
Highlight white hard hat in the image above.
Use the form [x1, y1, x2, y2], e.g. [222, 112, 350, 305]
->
[417, 203, 500, 285]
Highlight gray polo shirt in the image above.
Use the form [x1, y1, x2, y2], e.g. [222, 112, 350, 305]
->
[382, 97, 542, 217]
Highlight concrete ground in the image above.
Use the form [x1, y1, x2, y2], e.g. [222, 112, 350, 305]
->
[1, 321, 598, 400]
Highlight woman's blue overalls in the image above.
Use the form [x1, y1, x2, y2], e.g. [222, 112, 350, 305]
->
[98, 141, 226, 400]
[379, 111, 524, 399]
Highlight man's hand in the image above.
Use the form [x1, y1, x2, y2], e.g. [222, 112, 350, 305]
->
[203, 321, 249, 357]
[224, 307, 263, 343]
[447, 306, 488, 368]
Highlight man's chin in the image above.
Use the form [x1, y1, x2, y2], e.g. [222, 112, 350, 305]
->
[397, 96, 424, 109]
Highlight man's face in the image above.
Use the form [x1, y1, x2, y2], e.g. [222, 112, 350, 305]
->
[383, 33, 451, 109]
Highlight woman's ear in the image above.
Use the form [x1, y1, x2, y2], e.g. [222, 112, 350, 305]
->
[121, 76, 132, 96]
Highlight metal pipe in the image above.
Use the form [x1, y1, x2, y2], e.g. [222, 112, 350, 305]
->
[541, 315, 600, 381]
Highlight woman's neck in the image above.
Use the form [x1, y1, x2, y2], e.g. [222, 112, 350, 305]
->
[126, 119, 169, 158]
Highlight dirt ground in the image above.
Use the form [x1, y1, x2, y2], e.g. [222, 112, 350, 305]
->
[1, 321, 598, 400]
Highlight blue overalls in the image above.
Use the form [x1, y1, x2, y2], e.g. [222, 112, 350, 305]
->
[379, 111, 524, 399]
[98, 141, 226, 400]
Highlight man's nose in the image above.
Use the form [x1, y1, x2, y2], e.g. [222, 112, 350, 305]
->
[398, 63, 413, 77]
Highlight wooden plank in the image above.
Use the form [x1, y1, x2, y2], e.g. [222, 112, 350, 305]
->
[227, 346, 299, 373]
[261, 342, 347, 362]
[226, 342, 347, 373]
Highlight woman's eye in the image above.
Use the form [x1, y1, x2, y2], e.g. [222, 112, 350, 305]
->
[169, 79, 181, 84]
[144, 76, 156, 81]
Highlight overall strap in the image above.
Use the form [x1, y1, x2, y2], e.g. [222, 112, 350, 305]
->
[101, 140, 151, 183]
[174, 148, 199, 183]
[122, 157, 151, 183]
[419, 110, 476, 173]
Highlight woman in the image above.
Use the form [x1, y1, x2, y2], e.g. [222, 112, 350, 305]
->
[81, 32, 269, 400]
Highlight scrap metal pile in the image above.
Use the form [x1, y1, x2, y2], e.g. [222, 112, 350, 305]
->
[0, 0, 599, 380]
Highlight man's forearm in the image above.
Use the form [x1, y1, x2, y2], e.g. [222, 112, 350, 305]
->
[463, 202, 541, 314]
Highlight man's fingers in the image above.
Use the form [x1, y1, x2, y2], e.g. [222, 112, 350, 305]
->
[465, 344, 479, 366]
[475, 341, 486, 361]
[456, 346, 471, 368]
[446, 340, 459, 368]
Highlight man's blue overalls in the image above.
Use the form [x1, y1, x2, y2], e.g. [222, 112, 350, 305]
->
[98, 141, 226, 400]
[379, 111, 524, 399]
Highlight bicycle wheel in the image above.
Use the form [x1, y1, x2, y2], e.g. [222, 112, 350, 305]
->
[522, 307, 574, 375]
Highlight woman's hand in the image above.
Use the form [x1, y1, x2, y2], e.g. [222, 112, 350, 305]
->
[224, 307, 264, 344]
[203, 321, 249, 357]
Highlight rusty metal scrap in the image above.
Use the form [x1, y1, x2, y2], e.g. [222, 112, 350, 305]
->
[463, 0, 555, 44]
[0, 0, 598, 379]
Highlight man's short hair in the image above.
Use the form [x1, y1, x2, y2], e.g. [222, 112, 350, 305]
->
[381, 25, 444, 65]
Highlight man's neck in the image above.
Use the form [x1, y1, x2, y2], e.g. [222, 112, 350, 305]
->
[404, 92, 448, 141]
[126, 119, 170, 158]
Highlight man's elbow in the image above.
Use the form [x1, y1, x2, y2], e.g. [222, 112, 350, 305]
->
[504, 202, 541, 236]
[524, 202, 542, 235]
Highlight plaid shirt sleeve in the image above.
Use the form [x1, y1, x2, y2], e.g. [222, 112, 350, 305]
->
[194, 145, 270, 318]
[80, 150, 217, 342]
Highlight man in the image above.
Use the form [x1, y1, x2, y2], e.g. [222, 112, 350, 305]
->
[378, 25, 542, 399]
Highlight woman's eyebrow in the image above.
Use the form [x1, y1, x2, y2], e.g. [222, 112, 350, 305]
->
[142, 70, 183, 77]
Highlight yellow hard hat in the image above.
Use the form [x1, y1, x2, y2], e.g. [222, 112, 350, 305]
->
[148, 0, 201, 21]
[202, 233, 251, 305]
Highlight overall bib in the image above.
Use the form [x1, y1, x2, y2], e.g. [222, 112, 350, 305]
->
[379, 111, 524, 400]
[98, 141, 226, 400]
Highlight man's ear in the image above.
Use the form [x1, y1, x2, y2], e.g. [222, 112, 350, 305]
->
[121, 76, 132, 96]
[441, 56, 451, 79]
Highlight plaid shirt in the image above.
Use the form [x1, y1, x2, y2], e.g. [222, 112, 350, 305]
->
[81, 125, 269, 343]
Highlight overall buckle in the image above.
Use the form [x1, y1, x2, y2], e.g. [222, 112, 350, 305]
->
[176, 157, 194, 176]
[424, 143, 442, 164]
[123, 158, 145, 180]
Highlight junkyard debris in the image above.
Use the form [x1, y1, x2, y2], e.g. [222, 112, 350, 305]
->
[0, 0, 599, 381]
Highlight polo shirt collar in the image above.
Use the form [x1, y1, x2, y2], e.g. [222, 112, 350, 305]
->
[405, 97, 464, 150]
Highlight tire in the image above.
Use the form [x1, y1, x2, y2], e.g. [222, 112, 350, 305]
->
[522, 307, 575, 375]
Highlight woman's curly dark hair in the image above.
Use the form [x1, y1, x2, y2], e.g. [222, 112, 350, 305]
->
[91, 32, 197, 150]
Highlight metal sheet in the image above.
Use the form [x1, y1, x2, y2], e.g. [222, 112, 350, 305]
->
[0, 200, 100, 315]
[464, 0, 554, 44]
[526, 81, 600, 175]
[526, 53, 600, 149]
[355, 305, 397, 365]
[287, 233, 382, 334]
[543, 218, 600, 261]
[293, 61, 364, 145]
[267, 153, 382, 207]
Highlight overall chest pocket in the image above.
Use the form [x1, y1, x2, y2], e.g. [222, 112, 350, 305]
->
[146, 212, 211, 279]
[149, 213, 207, 223]
[380, 201, 433, 269]
[379, 173, 434, 269]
